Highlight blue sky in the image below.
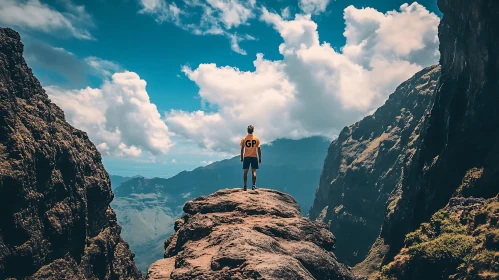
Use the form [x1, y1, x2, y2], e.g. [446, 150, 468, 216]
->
[0, 0, 441, 178]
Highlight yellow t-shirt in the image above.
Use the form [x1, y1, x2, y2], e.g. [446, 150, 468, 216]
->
[240, 134, 260, 158]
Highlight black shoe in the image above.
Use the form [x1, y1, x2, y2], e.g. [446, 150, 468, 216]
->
[252, 185, 256, 190]
[243, 186, 247, 191]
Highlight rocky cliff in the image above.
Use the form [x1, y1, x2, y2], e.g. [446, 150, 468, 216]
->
[0, 28, 143, 279]
[309, 65, 440, 265]
[357, 0, 499, 277]
[147, 188, 356, 280]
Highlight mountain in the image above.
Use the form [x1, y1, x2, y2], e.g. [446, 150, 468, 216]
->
[0, 28, 143, 279]
[147, 188, 356, 280]
[309, 65, 440, 266]
[110, 175, 141, 190]
[112, 136, 330, 272]
[355, 0, 499, 278]
[110, 175, 132, 190]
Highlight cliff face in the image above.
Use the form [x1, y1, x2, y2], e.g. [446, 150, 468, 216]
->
[309, 65, 440, 265]
[147, 188, 356, 280]
[358, 0, 499, 276]
[0, 28, 143, 279]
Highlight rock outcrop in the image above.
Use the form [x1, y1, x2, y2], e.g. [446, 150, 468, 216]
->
[309, 65, 440, 265]
[357, 0, 499, 277]
[0, 28, 143, 279]
[113, 137, 330, 272]
[147, 188, 356, 280]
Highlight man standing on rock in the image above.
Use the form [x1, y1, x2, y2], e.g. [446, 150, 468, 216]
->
[240, 125, 262, 191]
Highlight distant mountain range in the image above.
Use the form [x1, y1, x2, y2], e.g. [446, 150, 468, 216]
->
[109, 175, 132, 189]
[109, 175, 144, 190]
[111, 136, 330, 272]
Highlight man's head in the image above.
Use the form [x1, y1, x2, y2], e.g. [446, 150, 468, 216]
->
[247, 125, 254, 134]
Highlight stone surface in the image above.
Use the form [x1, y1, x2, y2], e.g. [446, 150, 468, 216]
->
[357, 0, 499, 277]
[147, 188, 357, 280]
[309, 65, 440, 265]
[0, 28, 143, 279]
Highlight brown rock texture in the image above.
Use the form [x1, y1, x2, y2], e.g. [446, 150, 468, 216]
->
[358, 0, 499, 277]
[0, 28, 144, 279]
[147, 188, 357, 280]
[309, 65, 440, 266]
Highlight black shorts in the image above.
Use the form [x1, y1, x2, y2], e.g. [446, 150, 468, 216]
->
[242, 157, 259, 169]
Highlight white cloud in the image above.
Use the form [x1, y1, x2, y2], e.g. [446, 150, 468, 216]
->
[119, 143, 143, 157]
[0, 0, 94, 39]
[201, 160, 214, 165]
[138, 0, 183, 24]
[299, 0, 331, 15]
[342, 3, 440, 68]
[84, 57, 123, 78]
[166, 3, 440, 152]
[281, 7, 291, 19]
[205, 0, 256, 29]
[47, 71, 174, 157]
[138, 0, 256, 55]
[171, 159, 177, 163]
[228, 33, 256, 55]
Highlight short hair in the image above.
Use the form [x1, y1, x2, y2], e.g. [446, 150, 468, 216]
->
[247, 125, 254, 134]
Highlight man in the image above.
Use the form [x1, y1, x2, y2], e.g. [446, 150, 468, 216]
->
[240, 125, 262, 191]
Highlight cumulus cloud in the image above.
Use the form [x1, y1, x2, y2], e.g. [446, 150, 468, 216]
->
[166, 2, 440, 152]
[47, 72, 174, 157]
[138, 0, 257, 55]
[299, 0, 331, 15]
[0, 0, 94, 39]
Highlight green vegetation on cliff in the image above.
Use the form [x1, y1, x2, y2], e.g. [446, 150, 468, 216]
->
[381, 198, 499, 279]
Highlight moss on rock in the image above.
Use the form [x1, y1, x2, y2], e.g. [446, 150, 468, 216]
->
[380, 197, 499, 279]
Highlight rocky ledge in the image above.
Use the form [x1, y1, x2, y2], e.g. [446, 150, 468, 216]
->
[147, 188, 356, 280]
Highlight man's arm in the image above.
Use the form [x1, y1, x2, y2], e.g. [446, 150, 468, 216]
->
[258, 147, 262, 163]
[241, 146, 244, 162]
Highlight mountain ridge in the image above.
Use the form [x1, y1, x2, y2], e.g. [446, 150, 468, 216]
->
[309, 65, 440, 265]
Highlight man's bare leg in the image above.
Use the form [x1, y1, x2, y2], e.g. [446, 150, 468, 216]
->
[243, 169, 249, 190]
[252, 169, 257, 189]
